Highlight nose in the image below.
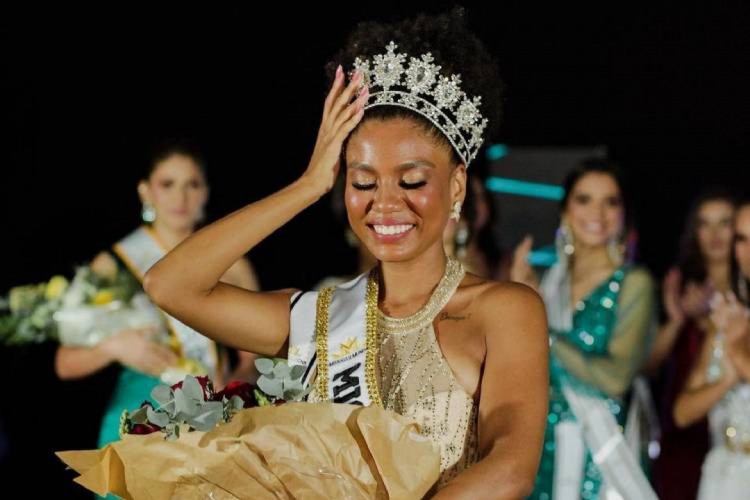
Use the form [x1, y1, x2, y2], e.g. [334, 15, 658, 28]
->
[371, 182, 403, 213]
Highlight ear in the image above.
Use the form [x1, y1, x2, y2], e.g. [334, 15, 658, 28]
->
[451, 163, 468, 206]
[137, 180, 150, 204]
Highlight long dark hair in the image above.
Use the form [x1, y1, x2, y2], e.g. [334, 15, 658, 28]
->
[676, 188, 736, 286]
[732, 199, 750, 304]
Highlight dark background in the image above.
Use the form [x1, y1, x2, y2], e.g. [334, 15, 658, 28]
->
[3, 3, 750, 293]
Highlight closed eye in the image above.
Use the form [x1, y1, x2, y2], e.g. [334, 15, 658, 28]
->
[400, 180, 427, 190]
[352, 182, 376, 190]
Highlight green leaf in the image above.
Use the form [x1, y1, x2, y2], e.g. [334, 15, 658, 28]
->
[188, 402, 224, 431]
[174, 389, 201, 417]
[230, 396, 244, 411]
[255, 357, 274, 375]
[289, 365, 305, 380]
[147, 406, 171, 428]
[253, 389, 272, 407]
[181, 376, 204, 402]
[151, 385, 173, 406]
[257, 376, 283, 398]
[273, 362, 290, 378]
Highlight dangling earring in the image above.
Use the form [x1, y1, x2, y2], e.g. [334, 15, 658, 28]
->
[454, 219, 470, 260]
[450, 201, 462, 221]
[608, 232, 626, 267]
[141, 202, 156, 223]
[555, 221, 575, 258]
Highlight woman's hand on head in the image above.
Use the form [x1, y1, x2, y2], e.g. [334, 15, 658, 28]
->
[101, 326, 178, 377]
[302, 66, 368, 195]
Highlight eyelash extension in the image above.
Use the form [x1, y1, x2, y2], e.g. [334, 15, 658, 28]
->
[351, 180, 427, 191]
[400, 180, 427, 189]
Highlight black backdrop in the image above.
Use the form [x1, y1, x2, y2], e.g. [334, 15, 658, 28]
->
[3, 3, 750, 292]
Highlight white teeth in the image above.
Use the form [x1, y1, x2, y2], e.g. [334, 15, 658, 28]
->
[373, 224, 413, 235]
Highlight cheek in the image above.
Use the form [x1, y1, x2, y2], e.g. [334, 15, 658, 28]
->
[345, 189, 371, 218]
[606, 206, 625, 229]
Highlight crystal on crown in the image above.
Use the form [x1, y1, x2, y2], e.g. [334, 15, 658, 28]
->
[351, 41, 488, 166]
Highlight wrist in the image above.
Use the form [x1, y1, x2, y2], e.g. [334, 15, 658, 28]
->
[295, 174, 330, 201]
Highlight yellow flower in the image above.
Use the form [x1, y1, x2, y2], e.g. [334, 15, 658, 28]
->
[45, 275, 69, 300]
[177, 357, 208, 376]
[91, 290, 115, 305]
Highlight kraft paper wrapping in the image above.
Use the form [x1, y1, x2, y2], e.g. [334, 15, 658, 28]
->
[57, 402, 440, 499]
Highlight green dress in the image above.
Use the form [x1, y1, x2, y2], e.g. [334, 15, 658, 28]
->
[530, 266, 655, 500]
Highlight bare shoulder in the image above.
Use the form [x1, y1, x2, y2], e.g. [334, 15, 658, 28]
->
[462, 274, 545, 318]
[460, 273, 547, 343]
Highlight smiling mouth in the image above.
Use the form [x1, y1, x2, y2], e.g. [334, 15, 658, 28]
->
[367, 223, 416, 240]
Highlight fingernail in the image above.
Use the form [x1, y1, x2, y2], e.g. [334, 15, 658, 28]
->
[336, 65, 343, 78]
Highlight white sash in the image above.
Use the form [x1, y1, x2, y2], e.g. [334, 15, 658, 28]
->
[113, 226, 219, 378]
[541, 262, 657, 500]
[288, 271, 381, 407]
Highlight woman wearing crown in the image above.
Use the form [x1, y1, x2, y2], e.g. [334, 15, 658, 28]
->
[143, 9, 548, 497]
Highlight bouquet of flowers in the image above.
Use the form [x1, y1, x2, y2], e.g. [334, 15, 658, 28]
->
[0, 264, 163, 348]
[120, 358, 310, 440]
[0, 275, 69, 345]
[58, 359, 440, 499]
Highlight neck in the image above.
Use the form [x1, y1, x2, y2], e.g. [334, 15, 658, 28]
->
[378, 244, 448, 315]
[706, 259, 731, 291]
[571, 242, 616, 278]
[150, 220, 193, 250]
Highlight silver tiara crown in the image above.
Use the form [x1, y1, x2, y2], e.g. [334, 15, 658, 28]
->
[351, 41, 488, 167]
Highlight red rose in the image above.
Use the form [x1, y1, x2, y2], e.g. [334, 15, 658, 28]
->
[216, 380, 256, 408]
[170, 375, 213, 400]
[129, 423, 162, 435]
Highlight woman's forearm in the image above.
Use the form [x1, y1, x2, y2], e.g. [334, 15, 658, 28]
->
[144, 176, 324, 307]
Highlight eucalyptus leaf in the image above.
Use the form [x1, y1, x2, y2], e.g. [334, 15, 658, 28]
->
[174, 389, 201, 416]
[273, 362, 290, 378]
[230, 396, 244, 411]
[147, 406, 171, 428]
[289, 365, 305, 381]
[151, 385, 173, 406]
[182, 375, 205, 402]
[257, 376, 283, 397]
[255, 357, 274, 375]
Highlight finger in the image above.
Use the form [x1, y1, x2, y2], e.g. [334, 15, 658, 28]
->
[323, 65, 345, 121]
[331, 70, 364, 122]
[332, 85, 368, 129]
[334, 105, 366, 143]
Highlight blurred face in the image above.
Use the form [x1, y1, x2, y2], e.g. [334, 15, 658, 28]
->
[563, 172, 625, 249]
[139, 154, 208, 232]
[344, 118, 466, 263]
[696, 200, 734, 265]
[734, 205, 750, 280]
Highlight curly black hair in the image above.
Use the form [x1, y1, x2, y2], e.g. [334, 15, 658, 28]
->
[326, 6, 504, 165]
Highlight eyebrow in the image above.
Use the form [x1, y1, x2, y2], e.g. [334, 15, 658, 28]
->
[348, 160, 436, 171]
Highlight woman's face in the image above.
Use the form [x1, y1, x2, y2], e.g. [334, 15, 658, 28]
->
[562, 172, 625, 249]
[344, 117, 466, 263]
[696, 200, 735, 265]
[734, 205, 750, 280]
[139, 154, 209, 232]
